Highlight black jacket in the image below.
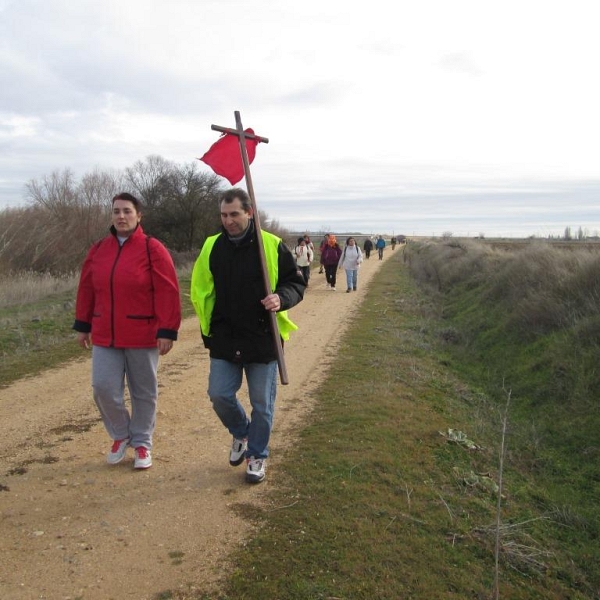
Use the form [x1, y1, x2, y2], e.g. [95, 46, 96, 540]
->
[206, 223, 305, 363]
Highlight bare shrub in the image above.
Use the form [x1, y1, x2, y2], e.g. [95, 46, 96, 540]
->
[9, 167, 122, 274]
[564, 252, 600, 318]
[260, 213, 290, 241]
[0, 205, 86, 273]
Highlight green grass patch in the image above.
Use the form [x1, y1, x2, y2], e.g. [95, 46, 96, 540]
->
[0, 288, 82, 386]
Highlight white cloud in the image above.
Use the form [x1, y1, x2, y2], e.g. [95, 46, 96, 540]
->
[0, 0, 598, 234]
[0, 115, 39, 137]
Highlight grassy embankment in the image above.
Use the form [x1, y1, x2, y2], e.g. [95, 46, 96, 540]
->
[159, 241, 598, 600]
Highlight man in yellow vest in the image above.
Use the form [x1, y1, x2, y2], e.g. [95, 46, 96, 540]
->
[191, 188, 306, 483]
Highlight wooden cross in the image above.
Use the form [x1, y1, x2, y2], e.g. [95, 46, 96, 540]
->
[209, 111, 289, 385]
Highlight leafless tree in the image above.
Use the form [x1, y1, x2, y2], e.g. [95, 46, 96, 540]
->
[26, 169, 78, 217]
[124, 154, 174, 210]
[2, 155, 286, 274]
[157, 162, 223, 251]
[20, 168, 124, 272]
[77, 169, 124, 246]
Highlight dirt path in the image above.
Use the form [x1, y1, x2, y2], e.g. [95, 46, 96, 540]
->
[0, 249, 395, 600]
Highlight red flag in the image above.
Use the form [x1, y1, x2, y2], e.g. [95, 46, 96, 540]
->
[199, 128, 259, 185]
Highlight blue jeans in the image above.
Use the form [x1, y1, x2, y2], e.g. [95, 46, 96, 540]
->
[208, 358, 278, 459]
[345, 269, 358, 290]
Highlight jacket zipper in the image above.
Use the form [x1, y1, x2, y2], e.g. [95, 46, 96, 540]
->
[109, 242, 124, 346]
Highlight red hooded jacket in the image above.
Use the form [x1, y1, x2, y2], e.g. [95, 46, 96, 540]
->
[74, 225, 181, 348]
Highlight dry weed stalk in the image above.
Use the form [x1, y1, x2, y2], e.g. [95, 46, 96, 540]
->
[404, 483, 413, 509]
[502, 535, 553, 575]
[493, 384, 511, 600]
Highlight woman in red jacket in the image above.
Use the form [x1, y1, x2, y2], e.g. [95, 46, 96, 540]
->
[74, 193, 181, 469]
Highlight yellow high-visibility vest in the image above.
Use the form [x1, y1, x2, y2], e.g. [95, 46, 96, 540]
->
[190, 230, 298, 341]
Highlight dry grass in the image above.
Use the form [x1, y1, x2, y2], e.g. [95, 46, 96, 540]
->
[406, 238, 600, 337]
[0, 271, 80, 309]
[486, 243, 600, 333]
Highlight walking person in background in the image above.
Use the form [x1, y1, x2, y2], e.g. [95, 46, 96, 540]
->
[320, 234, 343, 290]
[303, 233, 315, 256]
[391, 236, 397, 250]
[318, 234, 329, 274]
[294, 237, 313, 286]
[376, 235, 386, 260]
[363, 237, 374, 259]
[190, 188, 305, 484]
[74, 192, 181, 470]
[338, 237, 363, 292]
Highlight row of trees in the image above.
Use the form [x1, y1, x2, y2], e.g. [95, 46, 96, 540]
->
[562, 226, 591, 240]
[0, 155, 284, 274]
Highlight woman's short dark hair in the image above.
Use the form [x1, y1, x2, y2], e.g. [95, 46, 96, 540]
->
[221, 188, 252, 212]
[112, 192, 142, 211]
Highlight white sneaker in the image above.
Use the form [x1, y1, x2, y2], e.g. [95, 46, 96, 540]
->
[245, 456, 266, 483]
[230, 437, 248, 466]
[330, 286, 336, 291]
[134, 447, 152, 469]
[106, 438, 129, 464]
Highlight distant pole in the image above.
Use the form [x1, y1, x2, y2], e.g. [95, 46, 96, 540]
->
[209, 111, 289, 385]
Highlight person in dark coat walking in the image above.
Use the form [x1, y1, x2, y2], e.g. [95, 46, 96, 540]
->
[190, 188, 306, 483]
[320, 234, 343, 290]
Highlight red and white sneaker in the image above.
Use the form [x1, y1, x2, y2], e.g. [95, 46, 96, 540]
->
[107, 438, 129, 465]
[134, 447, 152, 470]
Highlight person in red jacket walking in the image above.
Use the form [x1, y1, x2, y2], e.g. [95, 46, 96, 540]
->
[73, 193, 181, 470]
[320, 234, 343, 290]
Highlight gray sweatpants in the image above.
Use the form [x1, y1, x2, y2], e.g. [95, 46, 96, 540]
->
[91, 346, 159, 450]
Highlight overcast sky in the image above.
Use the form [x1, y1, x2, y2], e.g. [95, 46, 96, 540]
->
[1, 0, 599, 237]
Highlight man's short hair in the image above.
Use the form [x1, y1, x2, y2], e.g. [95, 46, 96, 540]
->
[221, 188, 252, 212]
[112, 192, 142, 211]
